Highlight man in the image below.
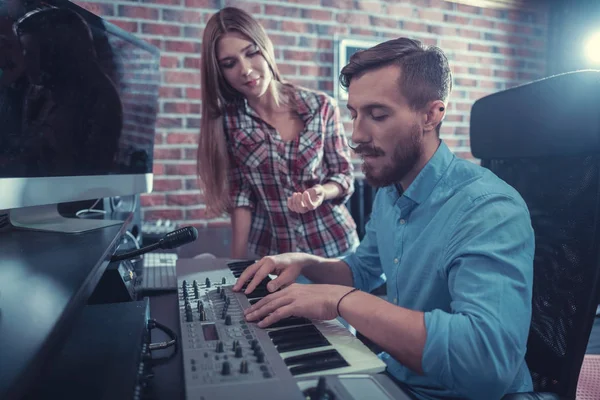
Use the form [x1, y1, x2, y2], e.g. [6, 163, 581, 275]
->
[232, 37, 534, 400]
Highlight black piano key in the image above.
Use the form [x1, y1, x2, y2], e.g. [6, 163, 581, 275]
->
[275, 337, 330, 353]
[288, 359, 349, 376]
[227, 260, 257, 277]
[283, 349, 344, 366]
[268, 325, 322, 342]
[264, 316, 312, 329]
[248, 298, 262, 305]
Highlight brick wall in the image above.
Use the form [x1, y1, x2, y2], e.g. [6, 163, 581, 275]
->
[75, 0, 549, 227]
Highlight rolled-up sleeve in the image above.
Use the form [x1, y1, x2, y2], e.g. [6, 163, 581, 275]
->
[422, 194, 534, 399]
[228, 152, 255, 210]
[322, 99, 354, 205]
[343, 192, 385, 292]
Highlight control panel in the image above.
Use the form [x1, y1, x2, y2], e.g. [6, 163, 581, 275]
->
[177, 263, 304, 400]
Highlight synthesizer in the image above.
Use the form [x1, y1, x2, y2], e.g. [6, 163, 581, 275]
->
[176, 257, 386, 400]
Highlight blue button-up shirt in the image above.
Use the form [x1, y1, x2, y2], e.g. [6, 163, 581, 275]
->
[344, 141, 534, 400]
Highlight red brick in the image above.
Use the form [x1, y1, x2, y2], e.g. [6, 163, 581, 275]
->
[444, 115, 463, 123]
[165, 40, 201, 54]
[440, 40, 468, 51]
[494, 70, 517, 79]
[186, 88, 202, 99]
[322, 0, 354, 9]
[144, 209, 184, 221]
[118, 5, 158, 20]
[140, 194, 166, 207]
[469, 91, 492, 101]
[153, 178, 183, 191]
[403, 21, 427, 32]
[457, 4, 482, 14]
[281, 21, 311, 33]
[388, 3, 414, 17]
[184, 148, 198, 160]
[283, 50, 318, 62]
[265, 5, 300, 17]
[162, 9, 202, 24]
[300, 65, 331, 77]
[184, 57, 201, 69]
[185, 0, 217, 7]
[472, 18, 494, 29]
[185, 178, 200, 190]
[153, 163, 165, 175]
[156, 117, 183, 128]
[454, 78, 477, 87]
[167, 133, 198, 144]
[419, 9, 444, 22]
[371, 16, 399, 29]
[142, 23, 181, 36]
[79, 2, 115, 17]
[186, 208, 207, 220]
[302, 9, 333, 21]
[160, 87, 184, 99]
[154, 147, 182, 160]
[269, 34, 297, 47]
[164, 102, 200, 114]
[469, 43, 493, 52]
[160, 56, 180, 69]
[444, 14, 470, 24]
[167, 194, 202, 206]
[107, 19, 137, 32]
[165, 163, 197, 176]
[336, 13, 370, 26]
[146, 38, 163, 50]
[318, 81, 333, 92]
[277, 63, 297, 76]
[221, 0, 262, 14]
[164, 71, 201, 85]
[355, 0, 382, 13]
[184, 26, 203, 39]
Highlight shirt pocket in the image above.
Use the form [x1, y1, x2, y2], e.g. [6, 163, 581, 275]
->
[294, 130, 324, 180]
[231, 128, 270, 171]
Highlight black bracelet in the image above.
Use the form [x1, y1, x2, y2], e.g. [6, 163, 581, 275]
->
[336, 287, 359, 317]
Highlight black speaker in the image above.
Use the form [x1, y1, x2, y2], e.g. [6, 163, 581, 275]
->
[58, 194, 143, 246]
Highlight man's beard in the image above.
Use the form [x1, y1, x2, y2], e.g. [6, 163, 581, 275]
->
[358, 124, 423, 188]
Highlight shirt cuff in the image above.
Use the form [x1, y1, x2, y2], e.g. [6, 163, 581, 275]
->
[326, 174, 353, 205]
[342, 253, 367, 291]
[422, 310, 453, 390]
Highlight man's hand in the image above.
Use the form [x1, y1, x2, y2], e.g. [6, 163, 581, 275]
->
[287, 184, 325, 214]
[244, 284, 352, 328]
[231, 253, 310, 294]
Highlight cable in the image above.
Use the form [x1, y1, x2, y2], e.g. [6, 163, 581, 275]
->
[75, 198, 106, 218]
[148, 319, 177, 351]
[124, 230, 141, 249]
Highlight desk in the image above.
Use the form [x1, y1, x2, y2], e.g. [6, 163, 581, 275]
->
[0, 220, 129, 400]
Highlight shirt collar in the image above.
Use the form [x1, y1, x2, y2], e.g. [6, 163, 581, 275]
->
[386, 140, 455, 206]
[240, 85, 315, 124]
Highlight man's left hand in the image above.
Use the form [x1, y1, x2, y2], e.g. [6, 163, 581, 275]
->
[287, 184, 325, 214]
[244, 283, 350, 328]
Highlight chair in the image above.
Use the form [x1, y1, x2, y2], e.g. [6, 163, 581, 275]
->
[470, 70, 600, 400]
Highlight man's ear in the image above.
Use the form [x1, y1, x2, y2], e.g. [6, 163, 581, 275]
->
[422, 100, 446, 133]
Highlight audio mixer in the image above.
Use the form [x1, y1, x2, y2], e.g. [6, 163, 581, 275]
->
[176, 258, 387, 400]
[177, 259, 304, 400]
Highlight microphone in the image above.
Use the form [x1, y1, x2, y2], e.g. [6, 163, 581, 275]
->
[110, 226, 198, 262]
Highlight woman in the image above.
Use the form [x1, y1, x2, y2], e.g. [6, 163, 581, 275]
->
[197, 7, 358, 259]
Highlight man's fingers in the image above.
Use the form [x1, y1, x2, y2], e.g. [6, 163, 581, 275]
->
[243, 261, 275, 295]
[256, 304, 294, 328]
[232, 259, 263, 292]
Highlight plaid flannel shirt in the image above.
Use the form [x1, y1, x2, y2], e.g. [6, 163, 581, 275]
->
[225, 87, 358, 257]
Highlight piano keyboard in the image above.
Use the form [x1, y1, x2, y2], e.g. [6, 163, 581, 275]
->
[177, 257, 386, 381]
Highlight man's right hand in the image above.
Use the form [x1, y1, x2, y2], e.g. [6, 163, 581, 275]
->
[231, 253, 311, 295]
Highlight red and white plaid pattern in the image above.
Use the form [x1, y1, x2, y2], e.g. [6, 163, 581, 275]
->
[224, 86, 358, 257]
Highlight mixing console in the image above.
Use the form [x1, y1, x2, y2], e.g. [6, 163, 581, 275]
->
[176, 258, 386, 400]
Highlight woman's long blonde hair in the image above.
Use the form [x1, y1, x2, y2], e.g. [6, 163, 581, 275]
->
[197, 7, 283, 216]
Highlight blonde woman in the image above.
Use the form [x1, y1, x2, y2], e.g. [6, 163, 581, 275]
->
[197, 7, 358, 260]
